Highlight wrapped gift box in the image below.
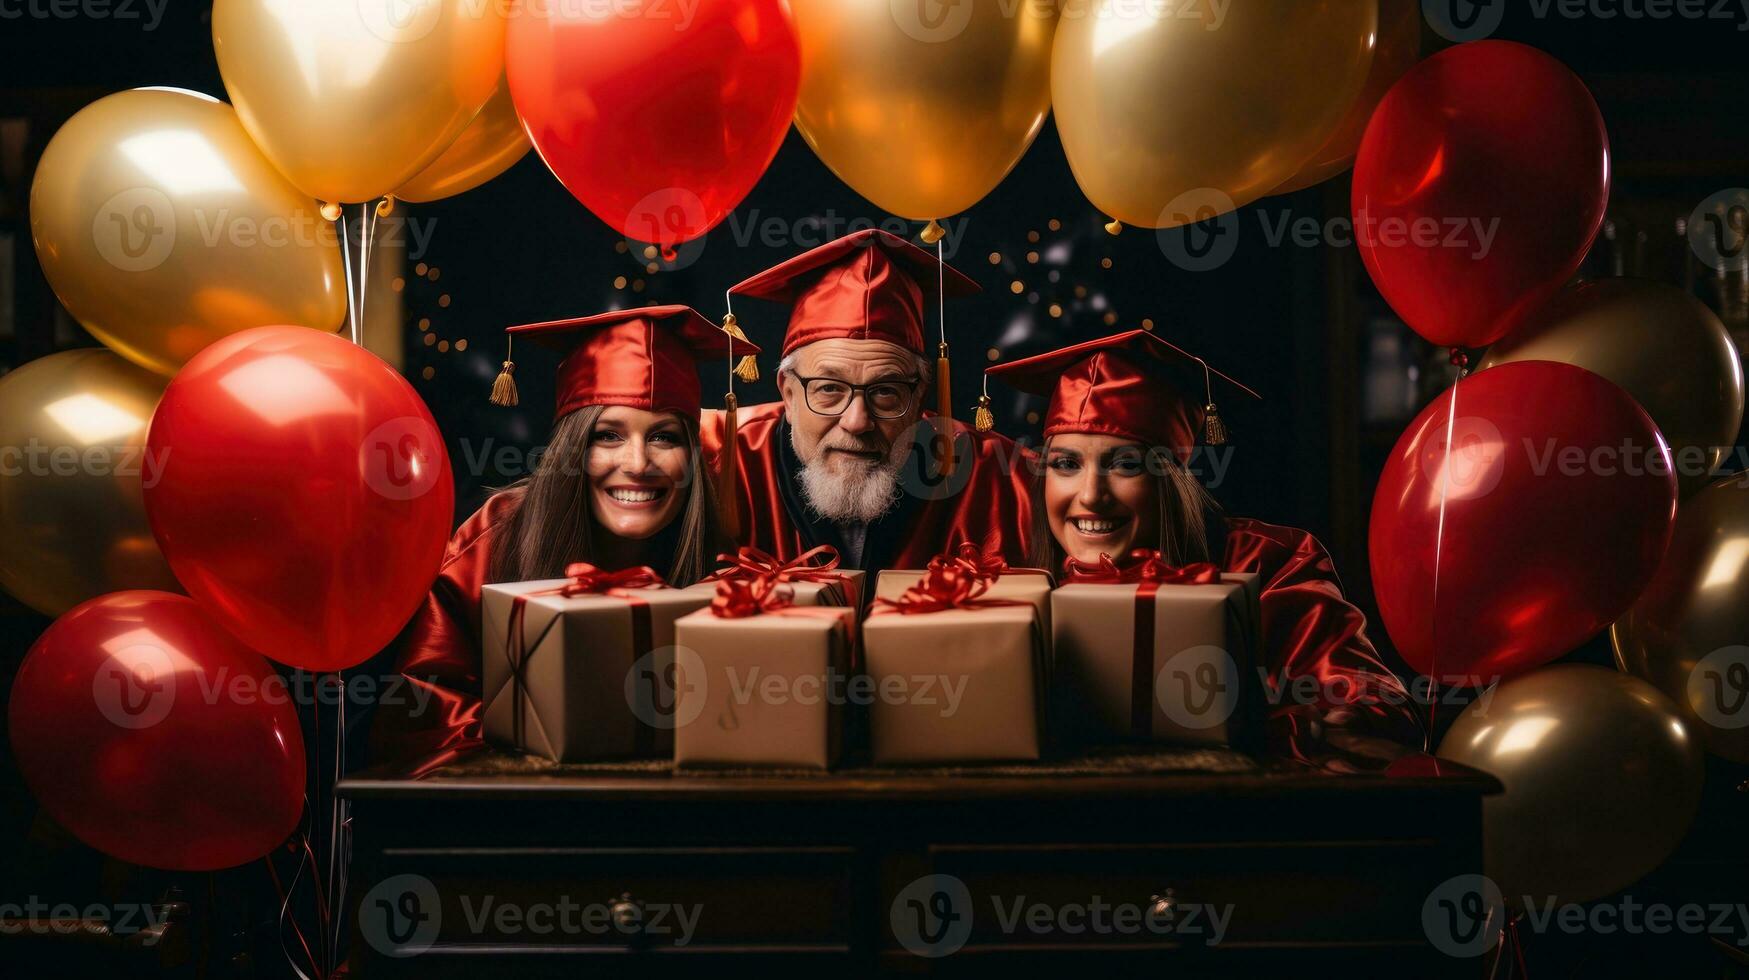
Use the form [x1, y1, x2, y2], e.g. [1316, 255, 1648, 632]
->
[863, 573, 1046, 763]
[874, 567, 1053, 633]
[479, 577, 715, 762]
[672, 603, 856, 769]
[1052, 570, 1262, 748]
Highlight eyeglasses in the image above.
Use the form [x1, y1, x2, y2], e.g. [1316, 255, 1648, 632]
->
[791, 374, 920, 420]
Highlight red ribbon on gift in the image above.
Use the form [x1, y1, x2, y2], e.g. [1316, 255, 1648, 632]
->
[1062, 549, 1222, 586]
[709, 575, 797, 619]
[505, 563, 668, 755]
[1063, 550, 1222, 738]
[708, 545, 856, 606]
[874, 553, 1031, 616]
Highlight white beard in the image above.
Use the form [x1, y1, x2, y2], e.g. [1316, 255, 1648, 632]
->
[791, 426, 907, 524]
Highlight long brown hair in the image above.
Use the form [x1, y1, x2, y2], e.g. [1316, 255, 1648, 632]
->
[487, 405, 727, 586]
[1028, 442, 1221, 574]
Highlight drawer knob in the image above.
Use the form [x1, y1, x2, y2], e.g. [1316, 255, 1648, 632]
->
[1148, 889, 1177, 921]
[609, 893, 644, 934]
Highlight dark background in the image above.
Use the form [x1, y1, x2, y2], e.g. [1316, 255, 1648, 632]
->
[2, 2, 1748, 976]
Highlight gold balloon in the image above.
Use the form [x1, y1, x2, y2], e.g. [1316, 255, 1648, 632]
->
[1479, 279, 1744, 497]
[1272, 0, 1420, 195]
[212, 0, 506, 205]
[790, 0, 1057, 221]
[29, 88, 347, 376]
[0, 350, 182, 616]
[1052, 0, 1377, 228]
[1438, 665, 1704, 906]
[1614, 477, 1749, 762]
[396, 77, 530, 203]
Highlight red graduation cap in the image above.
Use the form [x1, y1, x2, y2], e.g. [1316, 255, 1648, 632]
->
[500, 305, 760, 420]
[985, 329, 1259, 462]
[728, 229, 980, 356]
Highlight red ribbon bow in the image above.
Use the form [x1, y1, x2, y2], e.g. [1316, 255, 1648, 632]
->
[707, 545, 844, 586]
[709, 575, 797, 619]
[931, 542, 1010, 580]
[556, 562, 667, 595]
[1062, 550, 1222, 586]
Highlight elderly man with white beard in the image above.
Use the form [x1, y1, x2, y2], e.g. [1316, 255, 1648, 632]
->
[701, 230, 1036, 573]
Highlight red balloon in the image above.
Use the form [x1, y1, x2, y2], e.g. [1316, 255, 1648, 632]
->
[144, 327, 453, 672]
[9, 591, 306, 870]
[1369, 362, 1676, 683]
[1352, 41, 1609, 349]
[506, 0, 800, 249]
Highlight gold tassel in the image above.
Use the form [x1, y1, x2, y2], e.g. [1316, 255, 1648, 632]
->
[722, 313, 759, 383]
[1104, 218, 1124, 236]
[718, 391, 741, 540]
[490, 361, 519, 407]
[973, 393, 994, 433]
[920, 219, 948, 244]
[1203, 402, 1228, 446]
[936, 341, 956, 477]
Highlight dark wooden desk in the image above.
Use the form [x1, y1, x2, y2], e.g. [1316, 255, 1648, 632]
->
[340, 752, 1498, 977]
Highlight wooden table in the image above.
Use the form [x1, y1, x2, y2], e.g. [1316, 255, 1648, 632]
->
[339, 752, 1498, 977]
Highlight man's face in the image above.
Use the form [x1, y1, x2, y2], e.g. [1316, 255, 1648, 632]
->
[780, 338, 922, 473]
[780, 338, 923, 522]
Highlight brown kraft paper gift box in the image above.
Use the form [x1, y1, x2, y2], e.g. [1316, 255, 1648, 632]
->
[864, 561, 1049, 763]
[672, 603, 857, 769]
[480, 577, 715, 762]
[873, 567, 1053, 633]
[1052, 568, 1263, 749]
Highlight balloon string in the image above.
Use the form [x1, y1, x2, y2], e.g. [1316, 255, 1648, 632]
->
[325, 672, 350, 978]
[356, 202, 379, 348]
[337, 215, 360, 347]
[265, 853, 320, 980]
[1427, 372, 1461, 751]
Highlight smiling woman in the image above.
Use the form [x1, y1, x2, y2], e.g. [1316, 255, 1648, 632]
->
[370, 306, 759, 772]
